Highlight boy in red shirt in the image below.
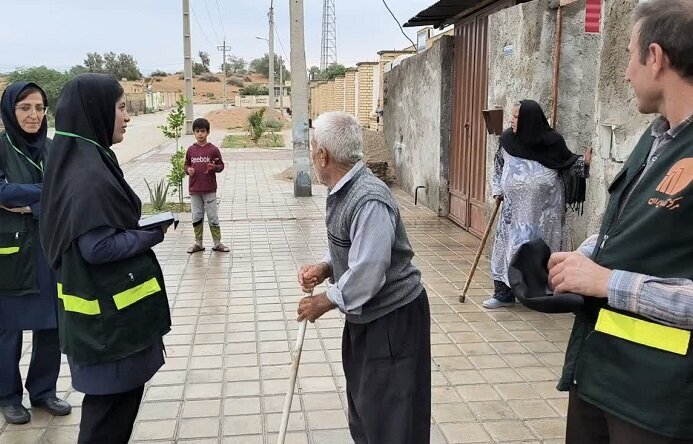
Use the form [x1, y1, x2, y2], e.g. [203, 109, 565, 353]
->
[184, 118, 229, 253]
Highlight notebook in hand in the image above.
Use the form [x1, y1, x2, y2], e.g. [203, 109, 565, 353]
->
[138, 212, 179, 230]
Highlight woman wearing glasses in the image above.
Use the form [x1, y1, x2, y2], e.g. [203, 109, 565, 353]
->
[0, 82, 71, 425]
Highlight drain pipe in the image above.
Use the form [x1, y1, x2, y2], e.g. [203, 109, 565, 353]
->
[414, 186, 426, 206]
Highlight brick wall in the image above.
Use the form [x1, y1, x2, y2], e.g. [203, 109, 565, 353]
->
[334, 75, 346, 112]
[344, 69, 357, 117]
[356, 62, 377, 126]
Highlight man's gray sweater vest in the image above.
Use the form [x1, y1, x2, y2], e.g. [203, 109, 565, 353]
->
[326, 165, 423, 324]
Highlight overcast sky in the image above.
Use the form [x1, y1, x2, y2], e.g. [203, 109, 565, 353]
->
[0, 0, 436, 75]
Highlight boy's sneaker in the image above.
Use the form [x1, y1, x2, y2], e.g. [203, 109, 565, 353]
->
[482, 298, 514, 309]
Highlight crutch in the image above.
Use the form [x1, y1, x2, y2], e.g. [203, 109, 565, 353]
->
[277, 290, 312, 444]
[459, 197, 502, 303]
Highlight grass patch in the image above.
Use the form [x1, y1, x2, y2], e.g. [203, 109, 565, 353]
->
[221, 133, 284, 149]
[142, 202, 191, 214]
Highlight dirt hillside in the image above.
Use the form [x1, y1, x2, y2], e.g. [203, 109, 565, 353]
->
[276, 129, 396, 184]
[151, 73, 268, 104]
[204, 107, 288, 130]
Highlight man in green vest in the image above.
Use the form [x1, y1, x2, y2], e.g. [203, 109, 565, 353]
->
[547, 0, 693, 441]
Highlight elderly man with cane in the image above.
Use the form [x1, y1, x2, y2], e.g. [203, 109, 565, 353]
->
[296, 111, 431, 444]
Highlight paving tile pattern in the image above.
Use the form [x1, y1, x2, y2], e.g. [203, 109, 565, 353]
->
[1, 138, 573, 443]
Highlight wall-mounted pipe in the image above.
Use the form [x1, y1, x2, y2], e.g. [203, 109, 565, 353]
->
[551, 5, 564, 128]
[414, 186, 426, 205]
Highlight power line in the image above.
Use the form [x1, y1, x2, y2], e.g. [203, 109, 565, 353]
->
[274, 27, 289, 65]
[381, 0, 417, 51]
[214, 0, 226, 39]
[191, 5, 215, 48]
[203, 0, 221, 42]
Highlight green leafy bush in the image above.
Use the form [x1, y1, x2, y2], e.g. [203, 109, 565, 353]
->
[247, 108, 266, 145]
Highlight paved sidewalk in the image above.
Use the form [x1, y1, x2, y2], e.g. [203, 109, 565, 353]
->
[1, 139, 574, 443]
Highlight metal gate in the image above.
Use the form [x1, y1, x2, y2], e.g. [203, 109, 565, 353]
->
[448, 2, 512, 237]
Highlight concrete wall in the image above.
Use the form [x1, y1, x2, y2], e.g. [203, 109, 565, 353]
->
[235, 94, 291, 109]
[585, 0, 653, 235]
[486, 0, 607, 247]
[484, 0, 652, 247]
[383, 36, 453, 216]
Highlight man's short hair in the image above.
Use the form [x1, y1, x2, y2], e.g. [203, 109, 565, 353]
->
[312, 112, 363, 164]
[193, 118, 210, 132]
[633, 0, 693, 80]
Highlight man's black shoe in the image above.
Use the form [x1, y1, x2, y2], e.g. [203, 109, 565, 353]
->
[30, 397, 72, 416]
[1, 404, 31, 424]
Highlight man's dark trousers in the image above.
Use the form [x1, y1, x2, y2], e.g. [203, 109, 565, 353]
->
[0, 328, 60, 406]
[567, 387, 693, 443]
[342, 289, 431, 444]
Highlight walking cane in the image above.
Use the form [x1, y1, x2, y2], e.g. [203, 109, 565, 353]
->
[277, 290, 312, 444]
[459, 197, 502, 303]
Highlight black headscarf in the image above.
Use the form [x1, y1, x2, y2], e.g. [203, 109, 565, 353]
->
[500, 100, 586, 213]
[40, 73, 141, 269]
[1, 81, 49, 163]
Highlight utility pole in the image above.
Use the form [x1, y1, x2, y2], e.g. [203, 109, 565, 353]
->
[289, 0, 311, 197]
[217, 40, 232, 108]
[279, 56, 284, 112]
[268, 1, 275, 112]
[182, 0, 194, 134]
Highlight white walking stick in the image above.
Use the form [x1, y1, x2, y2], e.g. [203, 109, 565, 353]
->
[277, 290, 312, 444]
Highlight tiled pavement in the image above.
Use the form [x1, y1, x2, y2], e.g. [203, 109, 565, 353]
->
[1, 135, 574, 443]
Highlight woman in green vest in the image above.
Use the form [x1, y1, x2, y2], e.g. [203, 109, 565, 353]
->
[0, 82, 71, 424]
[39, 74, 172, 444]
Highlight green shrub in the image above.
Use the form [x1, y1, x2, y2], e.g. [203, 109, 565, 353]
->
[264, 119, 283, 132]
[199, 73, 220, 82]
[228, 76, 245, 87]
[247, 108, 266, 145]
[240, 84, 269, 96]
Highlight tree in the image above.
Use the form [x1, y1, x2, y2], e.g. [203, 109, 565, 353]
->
[222, 56, 246, 75]
[309, 66, 321, 80]
[198, 51, 211, 72]
[7, 66, 70, 110]
[249, 53, 288, 81]
[82, 51, 142, 80]
[192, 62, 207, 76]
[100, 51, 142, 80]
[158, 97, 190, 209]
[323, 63, 346, 80]
[84, 52, 104, 73]
[68, 65, 90, 77]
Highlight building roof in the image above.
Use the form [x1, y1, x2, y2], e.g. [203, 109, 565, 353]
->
[404, 0, 496, 28]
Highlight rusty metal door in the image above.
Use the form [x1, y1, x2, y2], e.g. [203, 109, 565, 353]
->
[448, 2, 511, 237]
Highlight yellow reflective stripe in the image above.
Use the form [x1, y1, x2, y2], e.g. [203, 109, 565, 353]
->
[112, 278, 161, 310]
[0, 247, 19, 255]
[596, 309, 690, 355]
[57, 284, 101, 315]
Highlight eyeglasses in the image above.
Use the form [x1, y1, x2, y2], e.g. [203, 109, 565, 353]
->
[15, 104, 48, 115]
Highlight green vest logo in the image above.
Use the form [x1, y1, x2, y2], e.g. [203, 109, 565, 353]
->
[656, 158, 693, 195]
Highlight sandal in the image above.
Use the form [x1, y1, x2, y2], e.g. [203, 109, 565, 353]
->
[187, 244, 205, 254]
[212, 243, 230, 252]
